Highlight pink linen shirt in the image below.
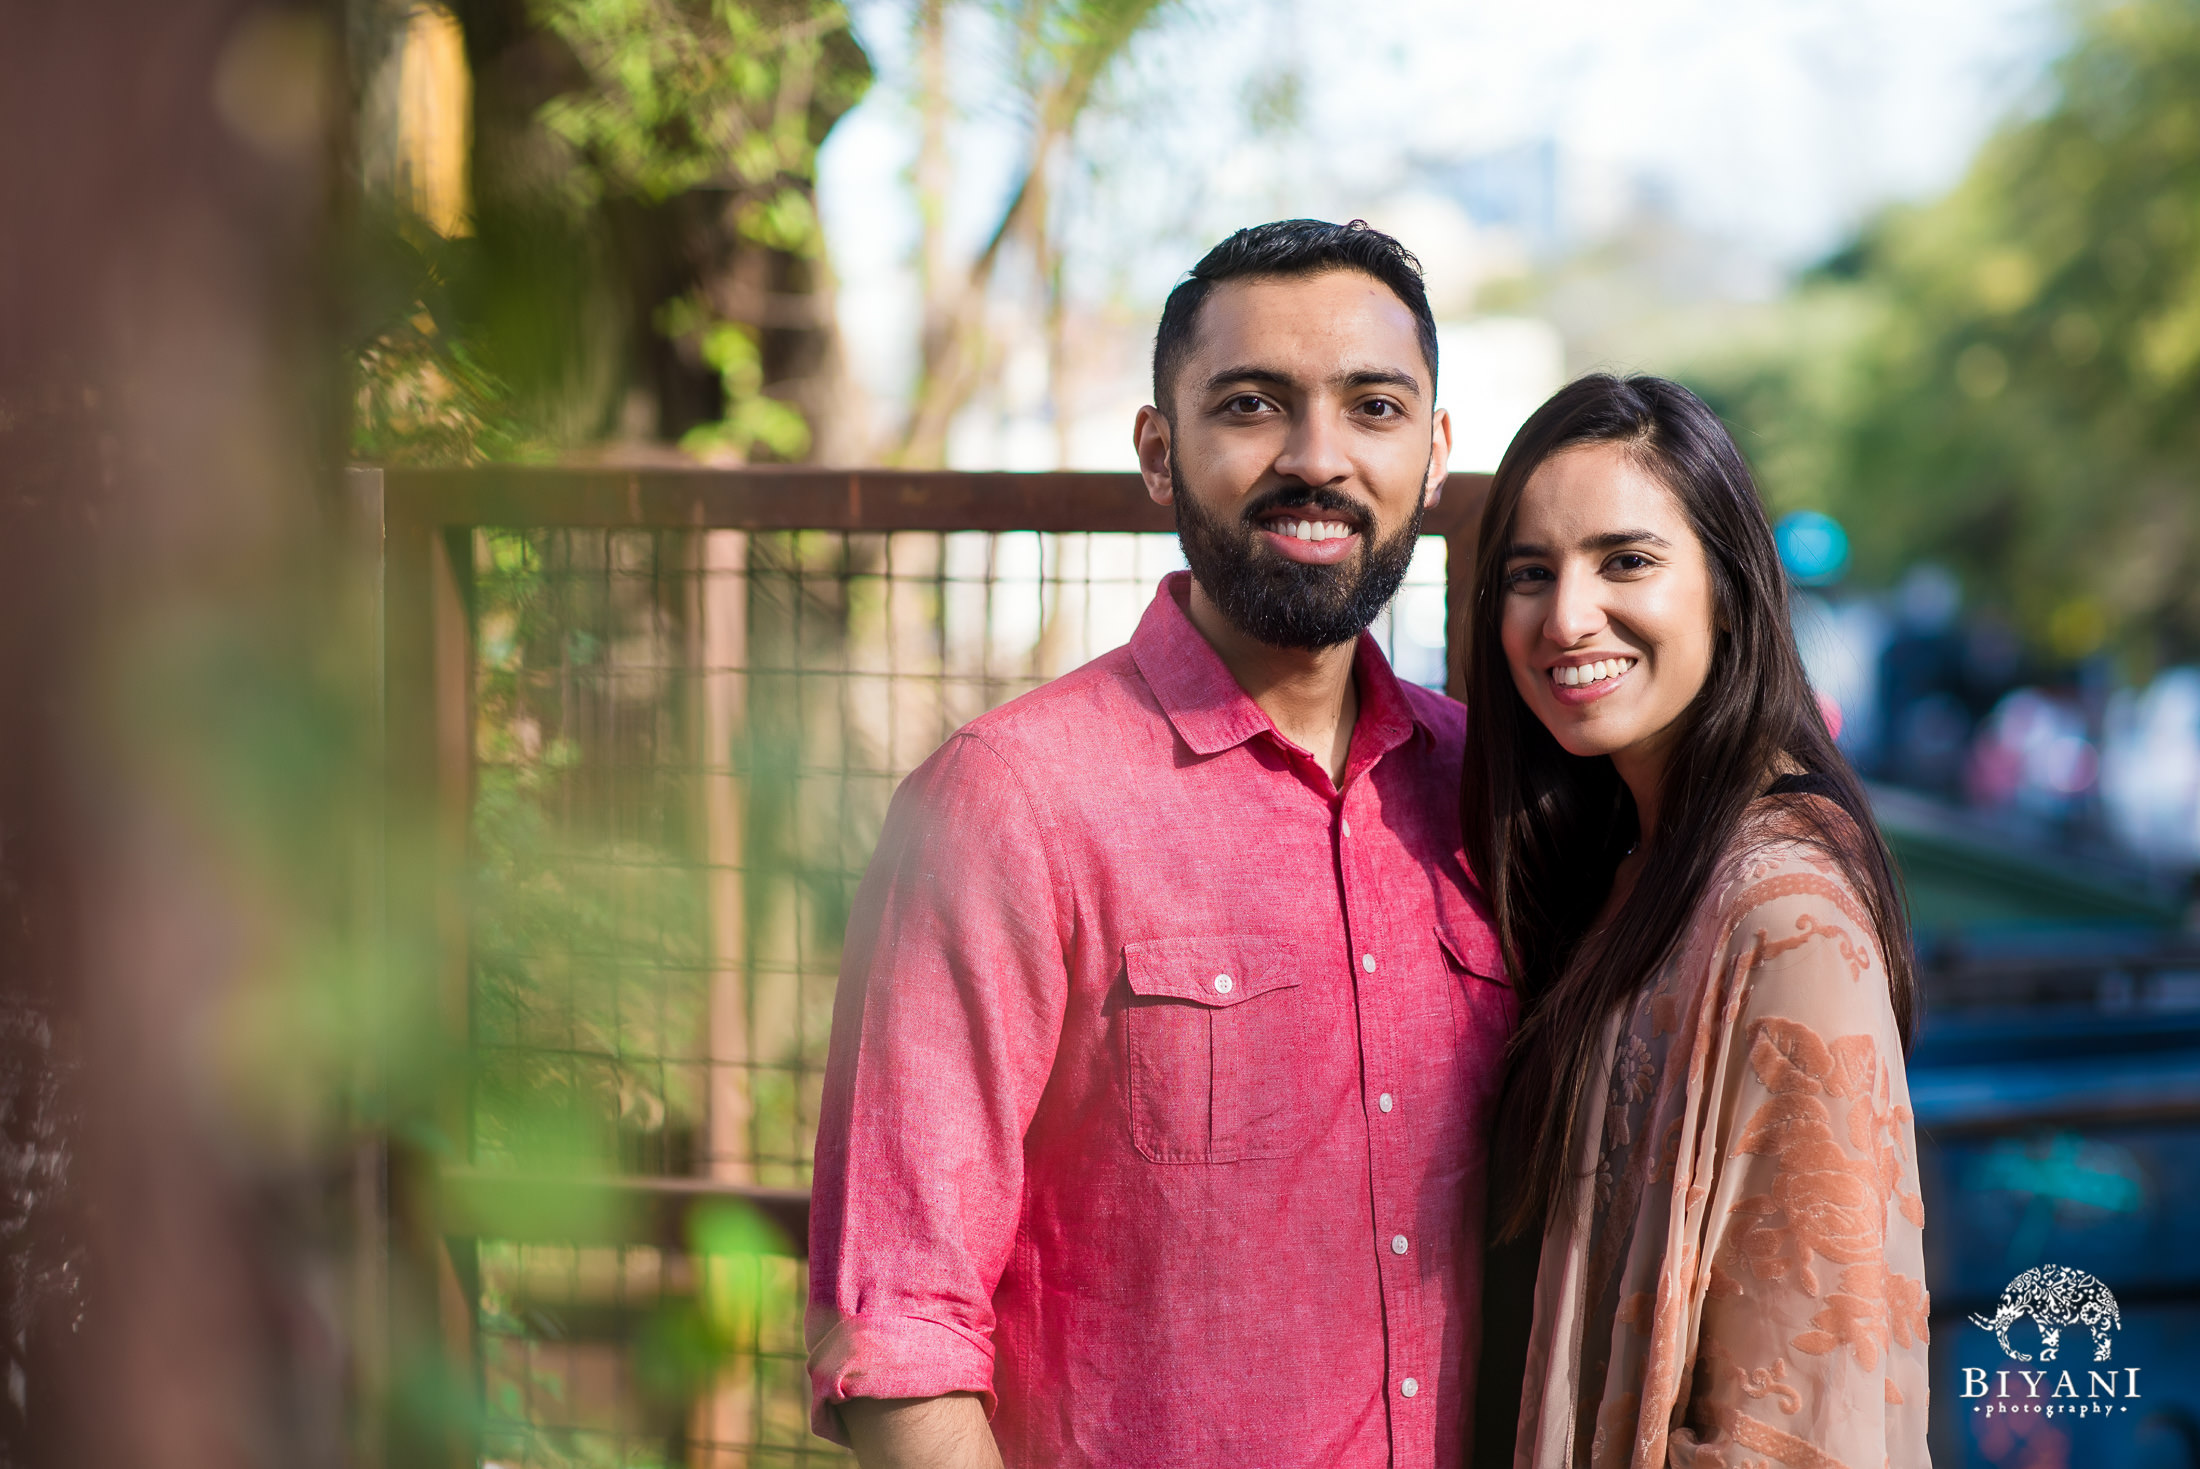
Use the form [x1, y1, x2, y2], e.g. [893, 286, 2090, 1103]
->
[807, 572, 1515, 1468]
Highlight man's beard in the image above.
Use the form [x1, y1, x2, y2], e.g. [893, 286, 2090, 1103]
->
[1170, 443, 1428, 651]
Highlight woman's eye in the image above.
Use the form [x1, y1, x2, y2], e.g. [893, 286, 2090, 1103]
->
[1608, 553, 1653, 573]
[1505, 565, 1552, 589]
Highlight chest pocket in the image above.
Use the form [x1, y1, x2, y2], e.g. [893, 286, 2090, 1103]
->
[1437, 915, 1513, 1046]
[1122, 936, 1315, 1163]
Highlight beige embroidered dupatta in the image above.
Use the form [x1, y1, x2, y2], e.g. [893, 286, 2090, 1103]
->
[1513, 814, 1931, 1469]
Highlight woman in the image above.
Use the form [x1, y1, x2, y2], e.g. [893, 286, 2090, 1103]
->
[1461, 375, 1928, 1468]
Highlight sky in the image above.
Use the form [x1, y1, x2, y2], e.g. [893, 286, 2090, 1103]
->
[818, 0, 2065, 460]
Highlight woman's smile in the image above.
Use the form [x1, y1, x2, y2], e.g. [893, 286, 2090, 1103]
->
[1545, 654, 1638, 702]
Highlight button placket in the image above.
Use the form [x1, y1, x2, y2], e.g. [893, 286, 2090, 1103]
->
[1338, 783, 1423, 1454]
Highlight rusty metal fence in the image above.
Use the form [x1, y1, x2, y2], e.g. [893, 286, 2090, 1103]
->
[369, 467, 1489, 1468]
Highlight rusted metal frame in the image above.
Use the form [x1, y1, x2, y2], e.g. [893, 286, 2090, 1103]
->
[378, 467, 1493, 1286]
[380, 492, 478, 1469]
[381, 466, 1489, 536]
[385, 463, 1488, 697]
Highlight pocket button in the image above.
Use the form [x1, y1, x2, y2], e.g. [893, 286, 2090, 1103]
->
[1212, 973, 1233, 994]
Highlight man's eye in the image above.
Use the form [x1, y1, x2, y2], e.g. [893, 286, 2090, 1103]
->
[1362, 400, 1400, 419]
[1225, 395, 1268, 414]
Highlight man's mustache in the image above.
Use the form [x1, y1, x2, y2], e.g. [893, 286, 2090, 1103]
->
[1238, 484, 1376, 535]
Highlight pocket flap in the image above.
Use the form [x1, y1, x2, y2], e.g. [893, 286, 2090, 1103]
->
[1123, 936, 1301, 1007]
[1436, 921, 1508, 986]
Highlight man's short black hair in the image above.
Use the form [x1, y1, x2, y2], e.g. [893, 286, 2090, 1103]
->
[1151, 218, 1439, 416]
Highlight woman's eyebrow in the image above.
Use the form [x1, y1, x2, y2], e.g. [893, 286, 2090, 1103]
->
[1504, 529, 1670, 559]
[1582, 529, 1671, 551]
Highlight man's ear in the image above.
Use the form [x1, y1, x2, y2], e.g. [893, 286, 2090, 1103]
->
[1134, 404, 1175, 506]
[1422, 406, 1454, 508]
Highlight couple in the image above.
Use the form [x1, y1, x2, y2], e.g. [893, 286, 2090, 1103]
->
[806, 219, 1929, 1469]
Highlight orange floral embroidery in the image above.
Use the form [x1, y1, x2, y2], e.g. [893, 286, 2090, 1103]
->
[1731, 1018, 1906, 1299]
[1886, 1269, 1931, 1348]
[1734, 1357, 1803, 1415]
[1793, 1266, 1894, 1370]
[1655, 1114, 1685, 1184]
[1794, 912, 1870, 980]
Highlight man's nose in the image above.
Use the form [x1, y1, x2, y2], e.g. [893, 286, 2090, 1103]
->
[1273, 406, 1352, 487]
[1545, 570, 1606, 646]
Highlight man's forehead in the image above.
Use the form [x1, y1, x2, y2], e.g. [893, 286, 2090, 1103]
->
[1187, 270, 1427, 384]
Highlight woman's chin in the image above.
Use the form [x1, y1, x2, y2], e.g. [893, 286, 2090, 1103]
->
[1537, 708, 1636, 761]
[1556, 734, 1627, 761]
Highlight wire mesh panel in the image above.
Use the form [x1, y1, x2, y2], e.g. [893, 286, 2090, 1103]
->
[461, 523, 1448, 1466]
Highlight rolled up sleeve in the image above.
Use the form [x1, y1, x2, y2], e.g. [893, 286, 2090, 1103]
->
[806, 732, 1068, 1442]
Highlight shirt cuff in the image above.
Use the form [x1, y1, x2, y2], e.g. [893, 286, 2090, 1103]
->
[806, 1308, 999, 1444]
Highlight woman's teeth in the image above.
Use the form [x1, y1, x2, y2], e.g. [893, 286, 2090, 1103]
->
[1552, 658, 1636, 688]
[1276, 519, 1349, 542]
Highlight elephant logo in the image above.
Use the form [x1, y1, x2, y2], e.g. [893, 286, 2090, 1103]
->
[1969, 1264, 2121, 1363]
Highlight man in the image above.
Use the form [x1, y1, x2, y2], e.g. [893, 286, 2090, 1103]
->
[807, 219, 1513, 1468]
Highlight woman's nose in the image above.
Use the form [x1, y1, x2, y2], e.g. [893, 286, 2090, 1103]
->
[1544, 571, 1605, 646]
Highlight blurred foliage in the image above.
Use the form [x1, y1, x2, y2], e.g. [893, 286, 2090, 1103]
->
[656, 294, 812, 459]
[352, 0, 870, 466]
[1694, 0, 2200, 671]
[537, 0, 865, 232]
[470, 528, 708, 1174]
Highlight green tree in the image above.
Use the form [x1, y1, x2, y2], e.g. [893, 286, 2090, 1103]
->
[1698, 0, 2200, 670]
[352, 0, 870, 465]
[896, 0, 1178, 464]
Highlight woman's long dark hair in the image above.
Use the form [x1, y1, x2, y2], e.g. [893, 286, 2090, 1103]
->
[1464, 374, 1916, 1242]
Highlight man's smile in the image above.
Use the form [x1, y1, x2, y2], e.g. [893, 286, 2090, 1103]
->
[1249, 497, 1370, 566]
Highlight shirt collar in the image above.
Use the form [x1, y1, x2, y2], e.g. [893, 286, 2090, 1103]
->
[1128, 571, 1427, 765]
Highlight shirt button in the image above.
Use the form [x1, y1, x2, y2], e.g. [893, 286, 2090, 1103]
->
[1378, 1093, 1394, 1113]
[1362, 953, 1378, 973]
[1212, 973, 1233, 994]
[1401, 1377, 1419, 1398]
[1342, 816, 1353, 837]
[1391, 1234, 1409, 1255]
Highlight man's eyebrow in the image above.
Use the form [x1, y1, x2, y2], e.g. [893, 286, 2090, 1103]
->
[1337, 367, 1423, 398]
[1202, 366, 1297, 393]
[1199, 365, 1426, 398]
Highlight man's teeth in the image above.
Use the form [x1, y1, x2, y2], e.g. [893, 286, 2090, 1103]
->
[1552, 658, 1637, 688]
[1277, 519, 1349, 542]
